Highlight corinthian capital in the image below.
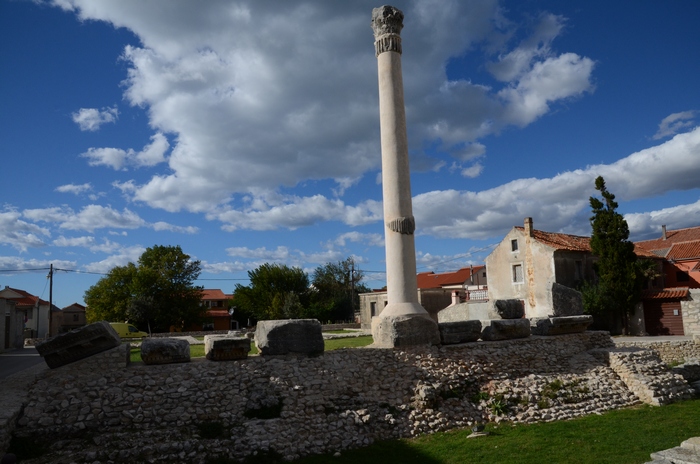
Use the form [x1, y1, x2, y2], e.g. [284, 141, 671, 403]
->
[371, 5, 403, 56]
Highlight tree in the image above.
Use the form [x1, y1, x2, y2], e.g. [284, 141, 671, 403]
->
[84, 245, 204, 332]
[587, 176, 638, 334]
[233, 263, 311, 321]
[310, 257, 370, 322]
[84, 263, 137, 324]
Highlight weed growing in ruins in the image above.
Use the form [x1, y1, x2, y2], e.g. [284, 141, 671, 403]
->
[489, 394, 510, 416]
[537, 398, 551, 409]
[471, 391, 489, 403]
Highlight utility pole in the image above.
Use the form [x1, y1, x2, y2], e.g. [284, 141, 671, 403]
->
[48, 263, 53, 338]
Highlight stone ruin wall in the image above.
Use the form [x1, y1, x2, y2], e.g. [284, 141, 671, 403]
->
[13, 332, 697, 463]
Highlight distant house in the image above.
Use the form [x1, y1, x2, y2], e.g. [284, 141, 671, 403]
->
[50, 303, 87, 335]
[0, 297, 24, 351]
[485, 217, 596, 319]
[359, 266, 487, 329]
[0, 286, 53, 338]
[635, 225, 700, 336]
[187, 289, 236, 331]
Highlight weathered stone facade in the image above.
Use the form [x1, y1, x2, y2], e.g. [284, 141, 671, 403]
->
[682, 289, 700, 336]
[10, 332, 697, 463]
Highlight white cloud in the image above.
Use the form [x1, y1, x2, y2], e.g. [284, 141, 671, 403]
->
[226, 246, 290, 261]
[23, 205, 146, 232]
[0, 256, 76, 272]
[55, 183, 92, 195]
[51, 0, 594, 214]
[413, 126, 700, 240]
[52, 236, 122, 253]
[72, 106, 118, 131]
[625, 199, 700, 240]
[333, 232, 384, 248]
[211, 196, 382, 231]
[83, 245, 146, 273]
[653, 111, 697, 140]
[0, 210, 50, 252]
[151, 222, 199, 234]
[81, 133, 169, 170]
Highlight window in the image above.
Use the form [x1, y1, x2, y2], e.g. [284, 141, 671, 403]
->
[575, 261, 583, 281]
[370, 302, 377, 317]
[677, 271, 690, 282]
[511, 239, 519, 252]
[512, 264, 523, 283]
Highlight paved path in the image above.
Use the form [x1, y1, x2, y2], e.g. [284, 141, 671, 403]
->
[0, 347, 44, 381]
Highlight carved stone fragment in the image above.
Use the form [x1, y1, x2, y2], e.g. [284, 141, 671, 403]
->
[481, 319, 531, 341]
[551, 283, 584, 316]
[255, 319, 324, 356]
[140, 338, 190, 365]
[35, 320, 121, 369]
[204, 335, 251, 361]
[530, 315, 593, 336]
[494, 299, 525, 319]
[438, 320, 482, 344]
[386, 216, 415, 235]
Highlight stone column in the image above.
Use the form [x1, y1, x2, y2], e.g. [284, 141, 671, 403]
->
[371, 5, 440, 347]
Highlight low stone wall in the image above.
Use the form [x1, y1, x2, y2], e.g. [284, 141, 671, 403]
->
[614, 339, 700, 365]
[12, 331, 695, 463]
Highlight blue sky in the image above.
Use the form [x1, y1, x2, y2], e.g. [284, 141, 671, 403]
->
[1, 0, 699, 308]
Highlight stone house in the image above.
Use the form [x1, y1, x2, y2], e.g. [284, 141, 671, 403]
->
[0, 286, 53, 339]
[359, 266, 488, 329]
[0, 297, 24, 351]
[50, 303, 87, 335]
[485, 218, 596, 319]
[635, 225, 700, 336]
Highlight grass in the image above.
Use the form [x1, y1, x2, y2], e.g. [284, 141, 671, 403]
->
[129, 335, 373, 362]
[292, 399, 700, 464]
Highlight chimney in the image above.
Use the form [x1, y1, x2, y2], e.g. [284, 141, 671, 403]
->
[451, 290, 461, 306]
[662, 225, 667, 240]
[524, 217, 534, 237]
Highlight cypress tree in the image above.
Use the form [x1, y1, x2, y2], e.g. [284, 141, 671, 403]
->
[588, 176, 638, 334]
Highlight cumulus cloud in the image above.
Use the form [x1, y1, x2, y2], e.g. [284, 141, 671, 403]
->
[72, 106, 118, 131]
[653, 111, 697, 140]
[81, 133, 169, 170]
[0, 256, 76, 272]
[413, 126, 700, 240]
[83, 245, 146, 273]
[55, 183, 92, 195]
[625, 199, 700, 240]
[0, 210, 50, 251]
[51, 0, 594, 213]
[333, 232, 384, 248]
[226, 246, 290, 261]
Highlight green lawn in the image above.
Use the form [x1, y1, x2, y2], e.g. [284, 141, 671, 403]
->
[129, 335, 372, 362]
[293, 399, 700, 464]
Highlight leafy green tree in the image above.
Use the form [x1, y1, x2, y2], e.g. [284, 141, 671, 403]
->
[310, 257, 369, 322]
[84, 245, 204, 332]
[587, 176, 638, 334]
[84, 263, 137, 324]
[234, 263, 311, 320]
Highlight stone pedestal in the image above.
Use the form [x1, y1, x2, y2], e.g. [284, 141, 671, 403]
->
[371, 314, 440, 348]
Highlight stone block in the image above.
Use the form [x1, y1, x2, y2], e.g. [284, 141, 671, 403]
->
[255, 319, 324, 356]
[140, 338, 190, 365]
[481, 319, 530, 341]
[438, 320, 482, 344]
[530, 315, 593, 336]
[494, 299, 524, 319]
[204, 335, 251, 361]
[551, 283, 584, 316]
[35, 320, 121, 369]
[371, 314, 440, 348]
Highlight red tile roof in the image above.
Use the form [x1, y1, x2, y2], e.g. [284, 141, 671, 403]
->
[1, 287, 48, 307]
[665, 240, 700, 261]
[201, 289, 233, 300]
[635, 226, 700, 253]
[515, 227, 591, 252]
[416, 266, 484, 289]
[642, 287, 690, 300]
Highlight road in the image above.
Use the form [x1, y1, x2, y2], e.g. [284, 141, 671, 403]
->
[0, 346, 45, 380]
